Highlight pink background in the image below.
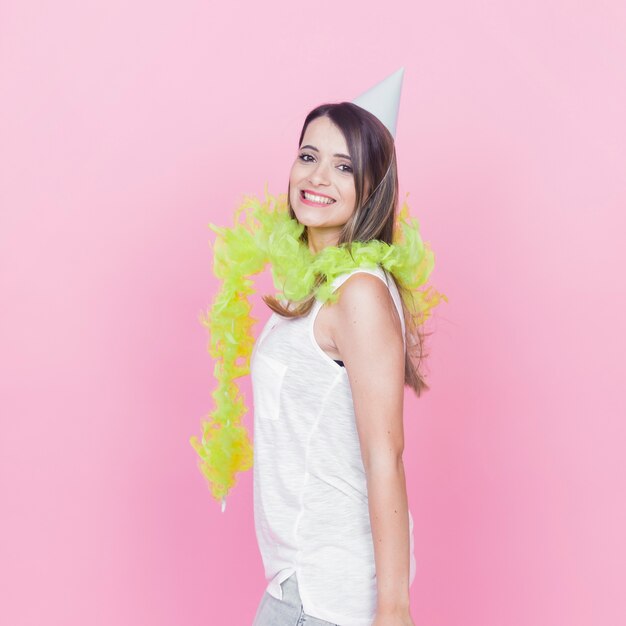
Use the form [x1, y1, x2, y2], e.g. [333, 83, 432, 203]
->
[1, 1, 625, 625]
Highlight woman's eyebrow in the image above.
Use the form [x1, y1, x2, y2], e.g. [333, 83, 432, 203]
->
[300, 144, 352, 161]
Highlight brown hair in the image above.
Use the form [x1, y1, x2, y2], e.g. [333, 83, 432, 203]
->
[263, 102, 431, 396]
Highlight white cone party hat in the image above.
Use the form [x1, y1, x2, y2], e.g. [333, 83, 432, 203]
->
[351, 67, 405, 139]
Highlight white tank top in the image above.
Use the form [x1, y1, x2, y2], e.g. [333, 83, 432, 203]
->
[250, 265, 416, 626]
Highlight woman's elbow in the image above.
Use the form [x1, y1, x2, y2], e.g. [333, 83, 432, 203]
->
[362, 444, 405, 473]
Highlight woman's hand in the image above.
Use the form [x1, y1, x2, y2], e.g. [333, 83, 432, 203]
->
[372, 608, 415, 626]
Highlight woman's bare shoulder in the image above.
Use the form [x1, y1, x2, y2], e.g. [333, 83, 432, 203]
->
[334, 270, 393, 310]
[332, 268, 402, 335]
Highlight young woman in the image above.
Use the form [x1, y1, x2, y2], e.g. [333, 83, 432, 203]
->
[250, 102, 429, 626]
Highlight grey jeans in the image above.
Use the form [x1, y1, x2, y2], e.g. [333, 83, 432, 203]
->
[252, 572, 340, 626]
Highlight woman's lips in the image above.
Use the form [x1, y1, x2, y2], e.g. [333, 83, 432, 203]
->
[300, 189, 336, 206]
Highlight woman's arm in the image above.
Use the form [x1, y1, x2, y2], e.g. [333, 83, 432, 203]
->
[333, 274, 413, 621]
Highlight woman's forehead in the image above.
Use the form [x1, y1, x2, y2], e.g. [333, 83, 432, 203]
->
[301, 117, 349, 154]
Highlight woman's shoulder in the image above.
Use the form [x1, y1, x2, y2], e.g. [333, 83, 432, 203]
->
[330, 269, 404, 353]
[333, 266, 393, 308]
[332, 266, 405, 338]
[331, 264, 388, 291]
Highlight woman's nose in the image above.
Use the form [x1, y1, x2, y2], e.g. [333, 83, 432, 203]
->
[308, 160, 331, 185]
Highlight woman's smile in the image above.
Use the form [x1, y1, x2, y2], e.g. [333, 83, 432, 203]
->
[300, 189, 336, 206]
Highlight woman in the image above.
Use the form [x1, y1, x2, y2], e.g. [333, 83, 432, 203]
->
[250, 102, 426, 626]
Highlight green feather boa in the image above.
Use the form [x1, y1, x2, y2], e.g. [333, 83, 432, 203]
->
[189, 185, 447, 511]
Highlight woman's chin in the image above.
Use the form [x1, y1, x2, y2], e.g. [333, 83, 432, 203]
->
[291, 206, 320, 227]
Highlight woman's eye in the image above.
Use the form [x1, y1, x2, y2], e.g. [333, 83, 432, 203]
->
[298, 153, 352, 173]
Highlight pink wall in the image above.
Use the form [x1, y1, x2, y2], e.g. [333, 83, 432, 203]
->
[1, 1, 625, 625]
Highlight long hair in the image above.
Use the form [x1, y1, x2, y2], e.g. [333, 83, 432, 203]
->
[263, 102, 431, 396]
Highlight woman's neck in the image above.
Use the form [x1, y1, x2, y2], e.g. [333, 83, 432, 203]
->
[307, 227, 341, 254]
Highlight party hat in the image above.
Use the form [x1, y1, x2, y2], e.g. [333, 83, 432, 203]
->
[351, 67, 405, 139]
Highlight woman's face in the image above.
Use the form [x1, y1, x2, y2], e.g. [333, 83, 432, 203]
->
[289, 116, 357, 249]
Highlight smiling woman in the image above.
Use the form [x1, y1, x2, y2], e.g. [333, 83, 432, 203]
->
[246, 70, 440, 626]
[188, 68, 445, 626]
[265, 98, 428, 395]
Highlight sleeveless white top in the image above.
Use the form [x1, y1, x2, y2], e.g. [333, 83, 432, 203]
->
[250, 265, 416, 626]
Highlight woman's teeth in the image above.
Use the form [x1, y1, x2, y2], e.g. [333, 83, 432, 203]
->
[302, 190, 335, 205]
